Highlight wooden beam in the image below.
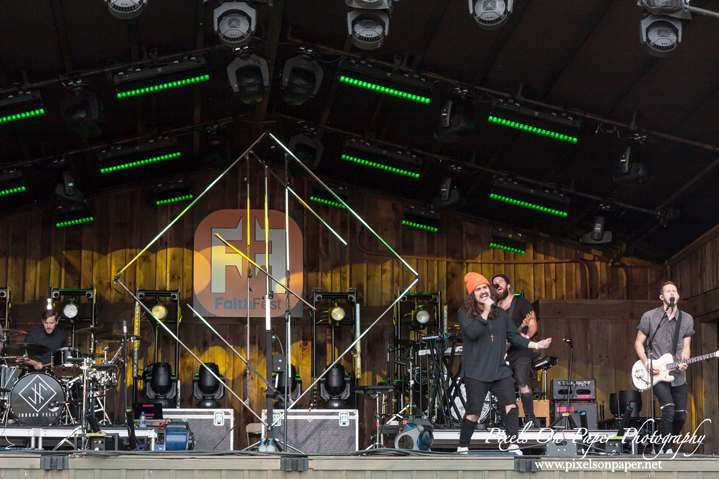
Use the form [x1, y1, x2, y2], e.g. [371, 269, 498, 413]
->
[534, 299, 657, 320]
[685, 287, 719, 323]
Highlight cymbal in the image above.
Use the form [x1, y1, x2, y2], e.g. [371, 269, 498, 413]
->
[2, 329, 28, 338]
[3, 343, 51, 357]
[102, 334, 147, 343]
[75, 326, 112, 336]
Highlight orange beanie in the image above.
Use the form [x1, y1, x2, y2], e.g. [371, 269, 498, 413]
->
[464, 272, 490, 295]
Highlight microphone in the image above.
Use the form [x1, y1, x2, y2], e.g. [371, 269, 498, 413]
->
[563, 338, 573, 344]
[668, 297, 675, 312]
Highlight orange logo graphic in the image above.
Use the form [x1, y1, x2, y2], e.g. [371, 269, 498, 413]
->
[193, 209, 304, 317]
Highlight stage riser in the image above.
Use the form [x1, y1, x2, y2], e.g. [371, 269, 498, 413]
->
[0, 455, 716, 479]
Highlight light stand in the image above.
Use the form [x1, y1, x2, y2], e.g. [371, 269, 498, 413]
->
[50, 287, 95, 349]
[551, 338, 576, 429]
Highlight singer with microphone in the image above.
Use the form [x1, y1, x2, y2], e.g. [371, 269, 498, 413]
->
[634, 281, 695, 454]
[456, 273, 552, 454]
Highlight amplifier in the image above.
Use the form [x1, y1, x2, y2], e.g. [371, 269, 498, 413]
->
[551, 379, 596, 401]
[262, 409, 358, 453]
[553, 402, 599, 430]
[163, 408, 234, 450]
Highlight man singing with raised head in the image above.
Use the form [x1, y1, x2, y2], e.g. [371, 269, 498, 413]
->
[457, 272, 551, 454]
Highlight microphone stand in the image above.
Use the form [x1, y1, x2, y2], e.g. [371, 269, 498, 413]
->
[645, 305, 670, 455]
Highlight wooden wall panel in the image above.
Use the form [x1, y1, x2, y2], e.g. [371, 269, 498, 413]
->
[0, 167, 667, 448]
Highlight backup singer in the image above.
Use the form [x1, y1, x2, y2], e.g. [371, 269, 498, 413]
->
[457, 272, 551, 454]
[23, 308, 67, 370]
[492, 273, 539, 427]
[634, 281, 694, 454]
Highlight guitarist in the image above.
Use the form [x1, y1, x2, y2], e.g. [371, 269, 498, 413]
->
[634, 281, 695, 454]
[492, 274, 539, 428]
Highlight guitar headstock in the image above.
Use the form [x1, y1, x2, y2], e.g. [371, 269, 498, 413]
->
[715, 350, 719, 358]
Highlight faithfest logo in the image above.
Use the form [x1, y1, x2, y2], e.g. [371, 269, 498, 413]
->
[193, 209, 304, 318]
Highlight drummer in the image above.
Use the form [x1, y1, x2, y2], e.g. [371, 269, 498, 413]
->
[22, 308, 67, 370]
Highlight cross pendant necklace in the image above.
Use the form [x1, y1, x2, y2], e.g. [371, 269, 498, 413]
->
[488, 319, 494, 342]
[490, 334, 495, 342]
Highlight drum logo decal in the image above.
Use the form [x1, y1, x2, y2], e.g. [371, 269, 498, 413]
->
[18, 375, 58, 413]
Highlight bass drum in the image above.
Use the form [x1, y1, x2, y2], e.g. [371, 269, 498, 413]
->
[10, 372, 66, 426]
[451, 383, 496, 423]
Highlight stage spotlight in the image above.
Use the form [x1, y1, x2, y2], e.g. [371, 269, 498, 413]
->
[0, 170, 27, 198]
[105, 0, 147, 20]
[434, 94, 474, 142]
[281, 54, 324, 106]
[410, 306, 431, 331]
[580, 215, 613, 245]
[226, 54, 269, 105]
[347, 9, 390, 50]
[288, 132, 323, 170]
[432, 177, 461, 209]
[62, 299, 79, 320]
[144, 362, 178, 407]
[613, 146, 650, 185]
[151, 301, 169, 321]
[469, 0, 513, 30]
[640, 15, 682, 57]
[60, 84, 103, 138]
[328, 303, 346, 323]
[319, 364, 351, 408]
[193, 363, 225, 408]
[272, 364, 302, 408]
[214, 2, 256, 48]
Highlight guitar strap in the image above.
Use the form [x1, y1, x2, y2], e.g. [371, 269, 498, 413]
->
[671, 310, 683, 358]
[507, 298, 519, 331]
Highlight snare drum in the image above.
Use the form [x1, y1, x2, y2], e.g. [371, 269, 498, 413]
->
[9, 372, 66, 426]
[51, 347, 84, 377]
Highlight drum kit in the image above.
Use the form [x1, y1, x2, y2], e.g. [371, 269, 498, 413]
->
[0, 325, 137, 428]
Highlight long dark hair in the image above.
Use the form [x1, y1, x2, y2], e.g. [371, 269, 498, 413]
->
[462, 286, 500, 320]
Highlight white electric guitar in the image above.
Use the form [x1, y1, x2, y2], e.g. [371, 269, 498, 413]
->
[631, 350, 719, 391]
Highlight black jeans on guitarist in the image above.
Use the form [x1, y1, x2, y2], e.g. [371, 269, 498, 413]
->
[653, 382, 688, 448]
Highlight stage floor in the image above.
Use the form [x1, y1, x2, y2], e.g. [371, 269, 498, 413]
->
[1, 451, 718, 478]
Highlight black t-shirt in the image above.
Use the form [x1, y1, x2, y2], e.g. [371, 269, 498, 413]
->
[24, 326, 67, 365]
[458, 306, 530, 382]
[504, 296, 538, 362]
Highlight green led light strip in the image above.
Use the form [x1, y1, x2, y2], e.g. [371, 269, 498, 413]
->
[488, 115, 578, 144]
[341, 154, 420, 179]
[0, 186, 26, 196]
[117, 74, 210, 99]
[310, 196, 346, 209]
[0, 109, 44, 124]
[100, 152, 181, 174]
[56, 217, 94, 228]
[157, 194, 193, 205]
[340, 76, 430, 104]
[402, 220, 438, 232]
[490, 242, 525, 255]
[490, 193, 568, 217]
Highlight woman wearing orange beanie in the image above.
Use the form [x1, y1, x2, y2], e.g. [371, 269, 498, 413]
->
[456, 272, 552, 454]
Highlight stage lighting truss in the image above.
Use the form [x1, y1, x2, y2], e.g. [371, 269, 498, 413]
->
[113, 57, 209, 99]
[312, 288, 361, 379]
[402, 206, 439, 232]
[105, 0, 147, 19]
[55, 205, 94, 228]
[310, 184, 348, 209]
[137, 289, 181, 367]
[0, 170, 26, 197]
[155, 180, 193, 206]
[469, 0, 513, 30]
[51, 288, 95, 324]
[226, 53, 270, 105]
[488, 99, 580, 144]
[0, 286, 9, 329]
[281, 53, 324, 106]
[214, 2, 256, 48]
[342, 138, 423, 179]
[395, 292, 441, 336]
[98, 138, 181, 174]
[491, 176, 570, 218]
[339, 60, 432, 104]
[490, 229, 527, 255]
[0, 92, 44, 124]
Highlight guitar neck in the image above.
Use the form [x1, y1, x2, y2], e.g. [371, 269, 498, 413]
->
[668, 352, 717, 369]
